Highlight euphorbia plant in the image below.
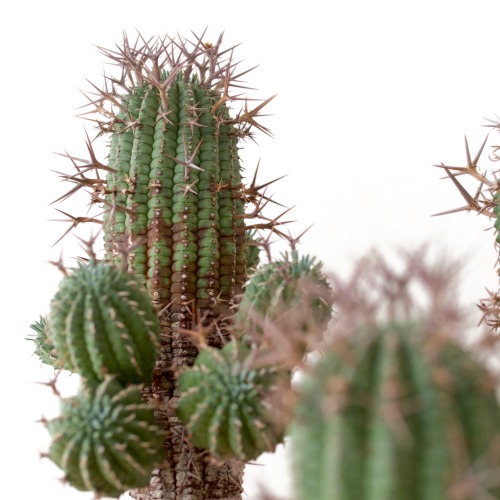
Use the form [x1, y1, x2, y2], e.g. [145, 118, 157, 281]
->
[28, 32, 500, 500]
[28, 31, 333, 499]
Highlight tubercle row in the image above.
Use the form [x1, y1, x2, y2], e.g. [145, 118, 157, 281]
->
[102, 80, 248, 318]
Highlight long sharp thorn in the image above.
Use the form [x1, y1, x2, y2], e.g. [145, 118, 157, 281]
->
[51, 224, 76, 248]
[48, 251, 67, 276]
[254, 174, 288, 192]
[84, 129, 111, 171]
[50, 185, 82, 205]
[250, 94, 277, 113]
[259, 194, 287, 208]
[73, 232, 102, 261]
[250, 159, 261, 186]
[270, 205, 295, 222]
[443, 167, 477, 207]
[432, 206, 473, 217]
[229, 65, 260, 84]
[293, 224, 314, 243]
[51, 208, 102, 225]
[465, 135, 472, 169]
[473, 134, 489, 166]
[433, 162, 468, 174]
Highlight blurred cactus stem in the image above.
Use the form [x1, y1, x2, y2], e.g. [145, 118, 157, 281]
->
[292, 250, 500, 500]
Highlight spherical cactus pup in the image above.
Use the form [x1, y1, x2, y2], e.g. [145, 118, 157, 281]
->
[46, 376, 164, 498]
[176, 341, 290, 461]
[44, 32, 288, 498]
[291, 323, 500, 500]
[49, 260, 161, 386]
[27, 316, 60, 368]
[236, 250, 333, 357]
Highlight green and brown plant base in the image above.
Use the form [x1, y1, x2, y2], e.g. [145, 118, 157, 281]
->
[30, 31, 309, 499]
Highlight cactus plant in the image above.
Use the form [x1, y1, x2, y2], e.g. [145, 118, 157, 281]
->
[33, 259, 163, 497]
[291, 253, 500, 500]
[433, 135, 500, 331]
[35, 28, 500, 500]
[235, 250, 332, 355]
[33, 31, 301, 499]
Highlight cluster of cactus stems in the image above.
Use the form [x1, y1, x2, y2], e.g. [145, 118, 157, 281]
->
[30, 31, 331, 500]
[33, 260, 166, 496]
[28, 30, 500, 500]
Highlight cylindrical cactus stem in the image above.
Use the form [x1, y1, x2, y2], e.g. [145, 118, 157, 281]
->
[52, 33, 281, 499]
[292, 323, 500, 500]
[104, 75, 250, 324]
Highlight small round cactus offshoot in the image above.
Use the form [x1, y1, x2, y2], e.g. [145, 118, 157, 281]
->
[46, 376, 164, 498]
[49, 260, 161, 386]
[177, 341, 290, 461]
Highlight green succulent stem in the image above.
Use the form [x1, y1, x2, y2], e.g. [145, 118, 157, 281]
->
[292, 323, 500, 500]
[46, 377, 164, 498]
[39, 32, 287, 500]
[176, 341, 289, 461]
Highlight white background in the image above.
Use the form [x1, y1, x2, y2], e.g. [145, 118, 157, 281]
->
[4, 1, 500, 498]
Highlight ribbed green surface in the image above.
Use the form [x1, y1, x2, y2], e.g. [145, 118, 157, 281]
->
[236, 251, 332, 349]
[292, 324, 500, 500]
[46, 377, 163, 498]
[41, 35, 281, 499]
[244, 230, 261, 274]
[103, 77, 247, 315]
[176, 341, 286, 460]
[49, 260, 160, 385]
